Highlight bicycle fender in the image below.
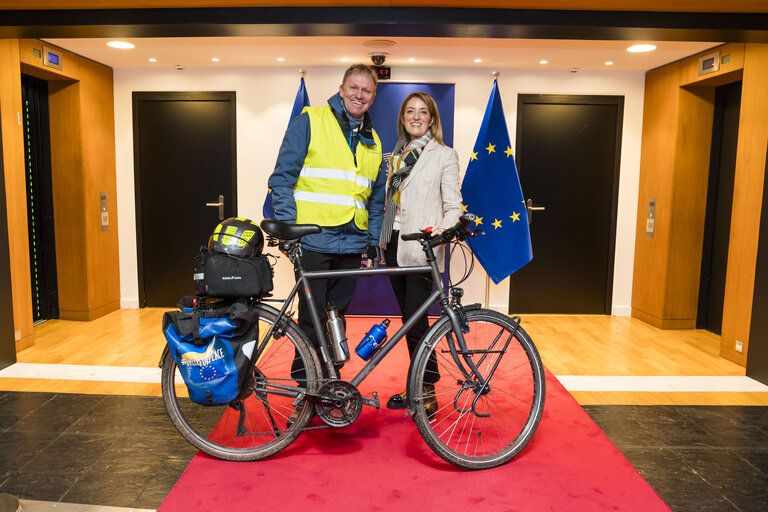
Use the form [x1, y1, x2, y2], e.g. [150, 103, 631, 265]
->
[404, 304, 482, 411]
[158, 344, 170, 368]
[254, 302, 282, 317]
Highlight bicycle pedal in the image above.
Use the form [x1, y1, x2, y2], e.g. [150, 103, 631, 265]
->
[361, 391, 380, 409]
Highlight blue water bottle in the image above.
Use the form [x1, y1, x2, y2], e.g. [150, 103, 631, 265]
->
[355, 319, 390, 360]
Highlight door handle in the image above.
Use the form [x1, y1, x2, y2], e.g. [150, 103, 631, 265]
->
[206, 194, 224, 220]
[526, 198, 545, 225]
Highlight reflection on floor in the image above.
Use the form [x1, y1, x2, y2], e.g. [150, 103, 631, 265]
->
[1, 391, 767, 511]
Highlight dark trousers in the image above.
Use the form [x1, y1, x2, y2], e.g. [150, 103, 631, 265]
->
[384, 233, 439, 385]
[293, 249, 361, 380]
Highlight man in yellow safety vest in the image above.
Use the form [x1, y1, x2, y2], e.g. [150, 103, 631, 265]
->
[268, 64, 386, 379]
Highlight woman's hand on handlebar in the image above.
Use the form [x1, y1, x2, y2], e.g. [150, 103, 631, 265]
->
[401, 213, 481, 244]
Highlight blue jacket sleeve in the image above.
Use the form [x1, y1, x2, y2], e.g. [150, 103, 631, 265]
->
[366, 158, 387, 245]
[267, 113, 311, 222]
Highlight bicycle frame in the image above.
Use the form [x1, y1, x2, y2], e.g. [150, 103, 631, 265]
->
[256, 238, 483, 394]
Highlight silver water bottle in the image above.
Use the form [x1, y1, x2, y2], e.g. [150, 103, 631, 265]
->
[326, 303, 350, 363]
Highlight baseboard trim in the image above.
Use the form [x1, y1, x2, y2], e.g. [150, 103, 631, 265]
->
[631, 308, 696, 329]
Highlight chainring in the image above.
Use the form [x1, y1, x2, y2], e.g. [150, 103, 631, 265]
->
[315, 379, 363, 427]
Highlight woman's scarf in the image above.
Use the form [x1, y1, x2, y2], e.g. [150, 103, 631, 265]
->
[380, 132, 431, 244]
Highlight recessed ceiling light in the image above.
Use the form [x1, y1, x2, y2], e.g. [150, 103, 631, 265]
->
[408, 58, 416, 62]
[341, 57, 349, 62]
[539, 60, 548, 64]
[211, 57, 220, 62]
[276, 57, 285, 62]
[627, 44, 656, 53]
[605, 61, 614, 66]
[473, 58, 483, 63]
[148, 58, 157, 63]
[106, 41, 134, 49]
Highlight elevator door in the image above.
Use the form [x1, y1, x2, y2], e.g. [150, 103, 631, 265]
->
[697, 81, 741, 334]
[21, 74, 59, 322]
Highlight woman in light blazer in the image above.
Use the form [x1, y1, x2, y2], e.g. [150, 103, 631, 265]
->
[379, 91, 462, 413]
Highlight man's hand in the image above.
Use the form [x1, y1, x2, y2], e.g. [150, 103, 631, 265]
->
[364, 245, 381, 268]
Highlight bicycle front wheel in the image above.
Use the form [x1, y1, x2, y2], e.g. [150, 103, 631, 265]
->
[410, 308, 545, 470]
[161, 303, 321, 461]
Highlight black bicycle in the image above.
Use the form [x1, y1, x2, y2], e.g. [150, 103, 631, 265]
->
[160, 213, 545, 470]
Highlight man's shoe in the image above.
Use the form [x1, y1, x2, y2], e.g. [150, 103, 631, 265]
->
[386, 390, 407, 410]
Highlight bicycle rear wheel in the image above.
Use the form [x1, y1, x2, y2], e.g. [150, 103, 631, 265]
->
[161, 303, 321, 461]
[410, 308, 545, 470]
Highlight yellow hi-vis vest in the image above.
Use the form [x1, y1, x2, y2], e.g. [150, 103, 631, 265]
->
[294, 106, 382, 229]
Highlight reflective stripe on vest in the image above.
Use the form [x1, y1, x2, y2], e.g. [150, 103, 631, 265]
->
[293, 190, 368, 210]
[295, 106, 381, 229]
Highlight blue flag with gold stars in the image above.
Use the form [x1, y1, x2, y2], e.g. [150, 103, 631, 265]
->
[263, 76, 310, 218]
[461, 80, 532, 284]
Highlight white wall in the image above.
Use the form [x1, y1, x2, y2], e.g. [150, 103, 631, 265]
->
[114, 65, 644, 315]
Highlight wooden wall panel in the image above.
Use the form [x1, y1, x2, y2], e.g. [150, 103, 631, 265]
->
[5, 39, 120, 324]
[0, 39, 34, 350]
[4, 0, 768, 13]
[679, 44, 745, 87]
[665, 86, 714, 323]
[631, 63, 679, 328]
[48, 80, 90, 319]
[79, 61, 120, 319]
[633, 43, 768, 370]
[721, 43, 768, 366]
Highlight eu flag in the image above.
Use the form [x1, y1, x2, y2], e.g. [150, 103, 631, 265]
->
[461, 80, 532, 284]
[263, 76, 310, 218]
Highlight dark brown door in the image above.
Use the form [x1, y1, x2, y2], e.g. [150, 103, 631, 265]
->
[133, 92, 237, 307]
[509, 95, 623, 314]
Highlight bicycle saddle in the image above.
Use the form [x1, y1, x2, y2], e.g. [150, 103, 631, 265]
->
[260, 218, 322, 240]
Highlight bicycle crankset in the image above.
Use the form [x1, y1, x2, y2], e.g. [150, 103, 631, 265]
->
[314, 380, 363, 427]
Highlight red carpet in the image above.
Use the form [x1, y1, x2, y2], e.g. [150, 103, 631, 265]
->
[159, 317, 670, 512]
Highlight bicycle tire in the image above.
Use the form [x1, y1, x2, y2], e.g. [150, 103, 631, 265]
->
[161, 303, 322, 461]
[410, 308, 545, 470]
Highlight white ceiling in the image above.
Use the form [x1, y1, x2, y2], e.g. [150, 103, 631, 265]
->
[43, 36, 720, 72]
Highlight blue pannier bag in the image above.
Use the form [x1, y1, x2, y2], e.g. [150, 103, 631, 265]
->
[162, 298, 259, 405]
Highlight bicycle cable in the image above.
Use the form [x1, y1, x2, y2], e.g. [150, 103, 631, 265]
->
[447, 238, 475, 289]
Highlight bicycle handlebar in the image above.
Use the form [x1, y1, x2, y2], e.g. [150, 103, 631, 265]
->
[400, 213, 482, 246]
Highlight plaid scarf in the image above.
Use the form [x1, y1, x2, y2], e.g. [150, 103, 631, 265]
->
[380, 133, 431, 244]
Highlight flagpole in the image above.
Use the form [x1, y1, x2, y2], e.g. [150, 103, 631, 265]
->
[299, 68, 306, 77]
[484, 71, 501, 310]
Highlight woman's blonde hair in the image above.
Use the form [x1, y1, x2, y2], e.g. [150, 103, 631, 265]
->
[397, 91, 443, 144]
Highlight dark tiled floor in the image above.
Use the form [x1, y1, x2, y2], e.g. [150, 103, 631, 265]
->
[0, 391, 196, 509]
[1, 392, 767, 511]
[583, 405, 768, 512]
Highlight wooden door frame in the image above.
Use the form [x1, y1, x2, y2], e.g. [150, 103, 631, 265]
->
[132, 91, 237, 308]
[0, 103, 17, 369]
[515, 94, 624, 315]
